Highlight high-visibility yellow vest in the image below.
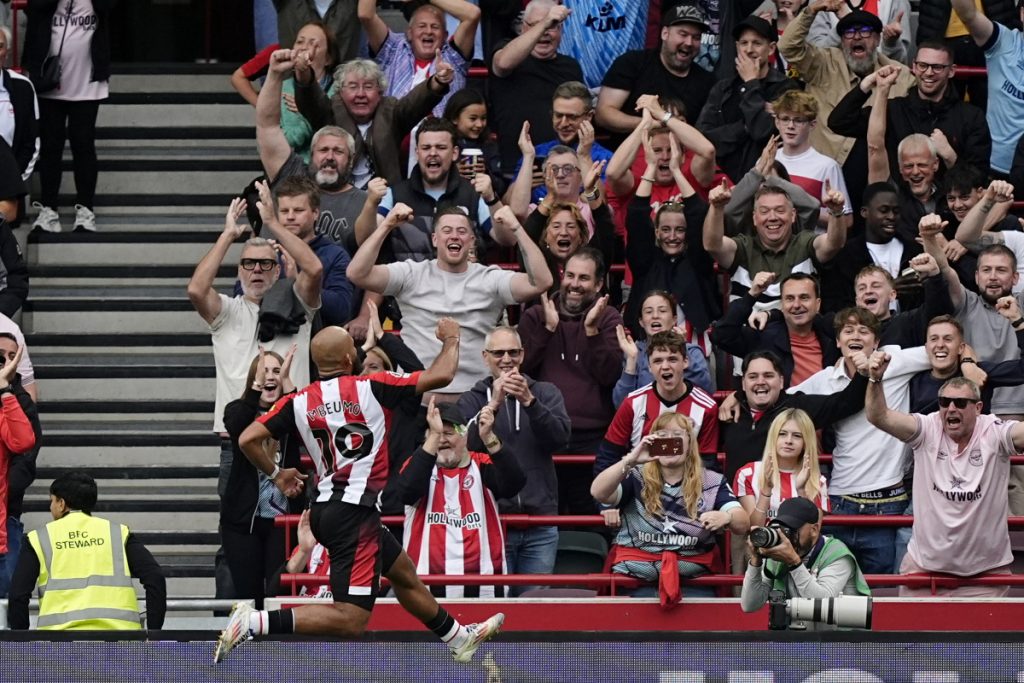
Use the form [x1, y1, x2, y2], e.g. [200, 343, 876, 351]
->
[28, 511, 141, 630]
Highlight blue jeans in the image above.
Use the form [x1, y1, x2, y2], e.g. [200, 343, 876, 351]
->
[828, 494, 907, 574]
[0, 516, 24, 598]
[253, 0, 278, 52]
[893, 499, 914, 572]
[504, 526, 558, 597]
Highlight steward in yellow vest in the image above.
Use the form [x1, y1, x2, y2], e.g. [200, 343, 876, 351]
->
[7, 472, 166, 630]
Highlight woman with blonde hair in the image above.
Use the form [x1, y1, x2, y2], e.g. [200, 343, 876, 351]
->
[734, 408, 829, 530]
[592, 412, 749, 605]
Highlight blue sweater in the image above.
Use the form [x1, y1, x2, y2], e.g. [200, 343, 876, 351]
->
[612, 340, 712, 407]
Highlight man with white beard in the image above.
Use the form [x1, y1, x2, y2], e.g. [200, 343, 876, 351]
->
[778, 0, 914, 210]
[258, 48, 369, 249]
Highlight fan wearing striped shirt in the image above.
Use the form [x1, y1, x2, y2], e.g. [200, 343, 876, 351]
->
[733, 408, 829, 533]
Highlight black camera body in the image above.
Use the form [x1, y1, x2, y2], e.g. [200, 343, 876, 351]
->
[750, 523, 797, 549]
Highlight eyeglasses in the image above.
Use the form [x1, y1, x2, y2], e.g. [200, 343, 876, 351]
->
[484, 348, 523, 359]
[341, 82, 380, 93]
[240, 258, 278, 271]
[913, 61, 952, 73]
[775, 116, 811, 126]
[548, 164, 579, 177]
[841, 26, 876, 38]
[552, 110, 588, 124]
[938, 396, 976, 409]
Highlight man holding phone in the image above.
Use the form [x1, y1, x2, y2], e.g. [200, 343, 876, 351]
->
[596, 330, 720, 477]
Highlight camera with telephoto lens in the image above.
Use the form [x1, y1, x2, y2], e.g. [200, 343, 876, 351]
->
[749, 522, 797, 549]
[767, 589, 873, 630]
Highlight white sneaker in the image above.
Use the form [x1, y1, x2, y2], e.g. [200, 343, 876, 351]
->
[31, 202, 61, 233]
[450, 612, 504, 663]
[214, 601, 255, 664]
[73, 204, 97, 232]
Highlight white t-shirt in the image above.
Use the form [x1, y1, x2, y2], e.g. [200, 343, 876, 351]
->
[789, 346, 931, 495]
[865, 239, 904, 278]
[907, 412, 1015, 575]
[777, 146, 852, 215]
[383, 260, 516, 393]
[733, 462, 829, 517]
[208, 285, 318, 433]
[44, 0, 109, 101]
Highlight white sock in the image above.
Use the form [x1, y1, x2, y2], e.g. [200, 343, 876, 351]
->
[444, 621, 471, 649]
[248, 610, 270, 636]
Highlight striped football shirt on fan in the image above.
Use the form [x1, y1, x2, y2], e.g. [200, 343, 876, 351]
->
[403, 453, 506, 599]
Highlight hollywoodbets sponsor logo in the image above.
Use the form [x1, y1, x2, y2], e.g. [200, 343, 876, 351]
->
[933, 481, 983, 502]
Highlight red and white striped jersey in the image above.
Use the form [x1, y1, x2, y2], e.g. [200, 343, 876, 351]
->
[289, 543, 332, 598]
[733, 462, 830, 517]
[604, 382, 720, 454]
[259, 371, 422, 506]
[402, 452, 506, 599]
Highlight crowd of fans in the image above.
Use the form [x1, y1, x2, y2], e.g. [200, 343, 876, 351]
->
[7, 0, 1024, 633]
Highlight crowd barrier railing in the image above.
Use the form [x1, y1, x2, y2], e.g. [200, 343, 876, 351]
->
[277, 569, 1024, 597]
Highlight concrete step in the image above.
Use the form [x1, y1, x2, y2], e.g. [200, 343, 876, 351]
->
[57, 169, 255, 196]
[99, 103, 252, 128]
[36, 375, 215, 401]
[21, 510, 220, 533]
[37, 417, 212, 434]
[36, 445, 217, 468]
[21, 210, 235, 233]
[29, 236, 244, 266]
[85, 141, 259, 162]
[27, 332, 212, 348]
[110, 73, 237, 93]
[167, 577, 216, 599]
[24, 307, 210, 334]
[30, 284, 231, 301]
[25, 478, 215, 499]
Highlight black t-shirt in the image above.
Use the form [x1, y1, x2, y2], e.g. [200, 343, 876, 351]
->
[489, 42, 584, 175]
[601, 48, 716, 144]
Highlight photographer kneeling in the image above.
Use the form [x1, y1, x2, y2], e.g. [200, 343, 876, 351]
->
[741, 497, 870, 626]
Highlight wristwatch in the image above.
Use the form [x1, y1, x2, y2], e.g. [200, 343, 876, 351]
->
[484, 435, 501, 451]
[269, 464, 282, 481]
[660, 111, 673, 124]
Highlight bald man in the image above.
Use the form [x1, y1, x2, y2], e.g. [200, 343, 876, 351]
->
[217, 318, 505, 664]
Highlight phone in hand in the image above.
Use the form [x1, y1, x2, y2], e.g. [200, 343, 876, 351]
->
[650, 437, 684, 457]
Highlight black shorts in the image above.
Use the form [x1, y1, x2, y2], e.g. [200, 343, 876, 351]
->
[309, 501, 402, 611]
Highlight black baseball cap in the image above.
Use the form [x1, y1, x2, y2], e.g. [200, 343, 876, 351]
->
[733, 15, 777, 42]
[662, 4, 712, 33]
[835, 10, 883, 36]
[772, 497, 821, 530]
[437, 402, 467, 428]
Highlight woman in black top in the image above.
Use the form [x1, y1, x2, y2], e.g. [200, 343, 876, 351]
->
[221, 346, 304, 608]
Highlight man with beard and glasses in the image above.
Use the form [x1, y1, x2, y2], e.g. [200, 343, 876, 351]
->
[357, 118, 516, 264]
[779, 0, 914, 211]
[703, 181, 847, 305]
[259, 49, 368, 250]
[518, 247, 624, 512]
[596, 5, 716, 147]
[828, 41, 991, 178]
[805, 0, 912, 63]
[348, 204, 551, 398]
[295, 57, 453, 188]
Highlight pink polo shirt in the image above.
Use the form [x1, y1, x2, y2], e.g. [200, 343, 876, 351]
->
[907, 412, 1016, 576]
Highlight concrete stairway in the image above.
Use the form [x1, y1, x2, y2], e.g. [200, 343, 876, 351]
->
[20, 64, 259, 601]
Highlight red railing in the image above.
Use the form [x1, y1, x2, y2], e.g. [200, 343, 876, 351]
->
[277, 569, 1024, 597]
